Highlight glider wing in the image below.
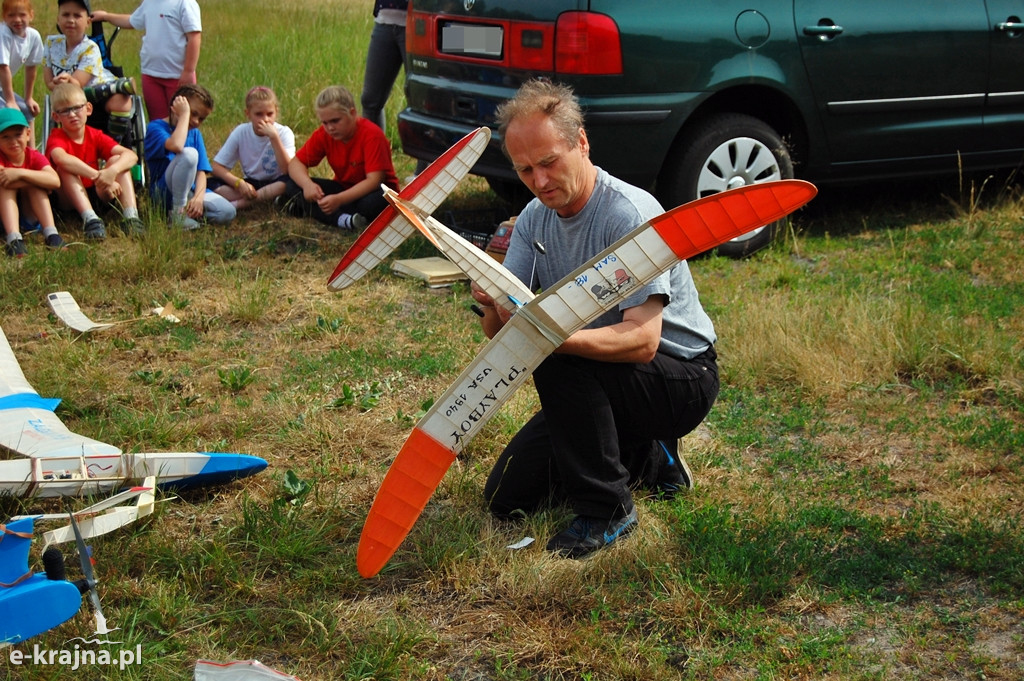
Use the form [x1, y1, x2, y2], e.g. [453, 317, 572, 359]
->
[0, 325, 120, 458]
[46, 291, 118, 333]
[356, 179, 818, 577]
[327, 127, 492, 291]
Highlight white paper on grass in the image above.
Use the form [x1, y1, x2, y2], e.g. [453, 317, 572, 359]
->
[506, 536, 535, 550]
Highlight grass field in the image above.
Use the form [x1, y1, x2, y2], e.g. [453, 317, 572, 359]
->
[2, 1, 1023, 680]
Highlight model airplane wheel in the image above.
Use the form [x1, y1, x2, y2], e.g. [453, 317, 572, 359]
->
[659, 113, 795, 258]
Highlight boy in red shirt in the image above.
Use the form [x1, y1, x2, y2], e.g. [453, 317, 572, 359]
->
[283, 85, 397, 231]
[0, 107, 64, 256]
[45, 81, 143, 238]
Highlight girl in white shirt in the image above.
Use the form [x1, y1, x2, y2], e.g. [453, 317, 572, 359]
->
[210, 86, 295, 210]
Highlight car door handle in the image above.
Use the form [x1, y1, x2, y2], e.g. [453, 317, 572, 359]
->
[995, 21, 1024, 32]
[803, 21, 844, 41]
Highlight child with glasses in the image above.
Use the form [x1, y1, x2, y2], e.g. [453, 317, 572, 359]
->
[45, 81, 143, 238]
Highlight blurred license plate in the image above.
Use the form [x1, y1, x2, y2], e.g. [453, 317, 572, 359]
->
[440, 23, 503, 58]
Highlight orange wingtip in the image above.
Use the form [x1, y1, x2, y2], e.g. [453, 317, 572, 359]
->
[356, 428, 457, 578]
[653, 180, 816, 260]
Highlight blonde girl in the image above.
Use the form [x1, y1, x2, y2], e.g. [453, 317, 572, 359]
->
[211, 86, 295, 209]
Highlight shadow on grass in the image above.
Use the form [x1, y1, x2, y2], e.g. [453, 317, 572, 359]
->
[668, 500, 1024, 606]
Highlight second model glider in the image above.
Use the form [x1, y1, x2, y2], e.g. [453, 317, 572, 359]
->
[356, 179, 818, 577]
[0, 325, 267, 497]
[327, 127, 492, 291]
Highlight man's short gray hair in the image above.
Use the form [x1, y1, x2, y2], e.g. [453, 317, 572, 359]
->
[496, 79, 584, 156]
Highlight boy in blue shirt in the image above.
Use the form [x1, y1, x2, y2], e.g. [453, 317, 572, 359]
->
[144, 83, 233, 229]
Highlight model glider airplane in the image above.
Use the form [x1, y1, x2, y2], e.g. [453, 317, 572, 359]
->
[47, 290, 180, 334]
[355, 179, 818, 577]
[328, 126, 492, 291]
[0, 325, 267, 497]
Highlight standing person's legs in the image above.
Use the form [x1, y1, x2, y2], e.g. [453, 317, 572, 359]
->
[141, 75, 179, 120]
[361, 22, 407, 132]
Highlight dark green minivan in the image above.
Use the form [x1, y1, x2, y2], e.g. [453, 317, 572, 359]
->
[398, 1, 1024, 256]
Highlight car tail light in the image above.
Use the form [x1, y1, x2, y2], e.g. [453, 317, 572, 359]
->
[408, 10, 433, 57]
[555, 12, 623, 75]
[509, 23, 555, 71]
[407, 7, 621, 76]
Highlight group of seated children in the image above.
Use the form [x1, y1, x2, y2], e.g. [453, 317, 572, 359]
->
[1, 0, 401, 257]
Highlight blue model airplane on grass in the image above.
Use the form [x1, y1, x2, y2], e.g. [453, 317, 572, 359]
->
[1, 514, 96, 643]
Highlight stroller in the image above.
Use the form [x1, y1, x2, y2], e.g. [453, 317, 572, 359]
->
[40, 19, 148, 188]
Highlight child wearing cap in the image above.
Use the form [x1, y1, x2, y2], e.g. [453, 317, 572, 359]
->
[90, 0, 200, 120]
[0, 107, 65, 256]
[42, 0, 135, 142]
[46, 81, 143, 238]
[0, 0, 43, 147]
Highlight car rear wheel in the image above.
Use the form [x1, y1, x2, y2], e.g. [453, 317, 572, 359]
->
[659, 113, 794, 258]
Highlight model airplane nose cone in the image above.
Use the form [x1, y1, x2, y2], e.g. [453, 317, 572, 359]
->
[158, 453, 269, 491]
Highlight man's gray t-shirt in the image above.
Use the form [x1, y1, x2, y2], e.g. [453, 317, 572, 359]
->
[501, 167, 716, 360]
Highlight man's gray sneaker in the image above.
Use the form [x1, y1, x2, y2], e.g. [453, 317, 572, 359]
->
[546, 507, 638, 559]
[654, 439, 693, 500]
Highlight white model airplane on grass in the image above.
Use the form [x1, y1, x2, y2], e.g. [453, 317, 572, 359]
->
[0, 325, 268, 498]
[46, 290, 180, 334]
[346, 174, 818, 577]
